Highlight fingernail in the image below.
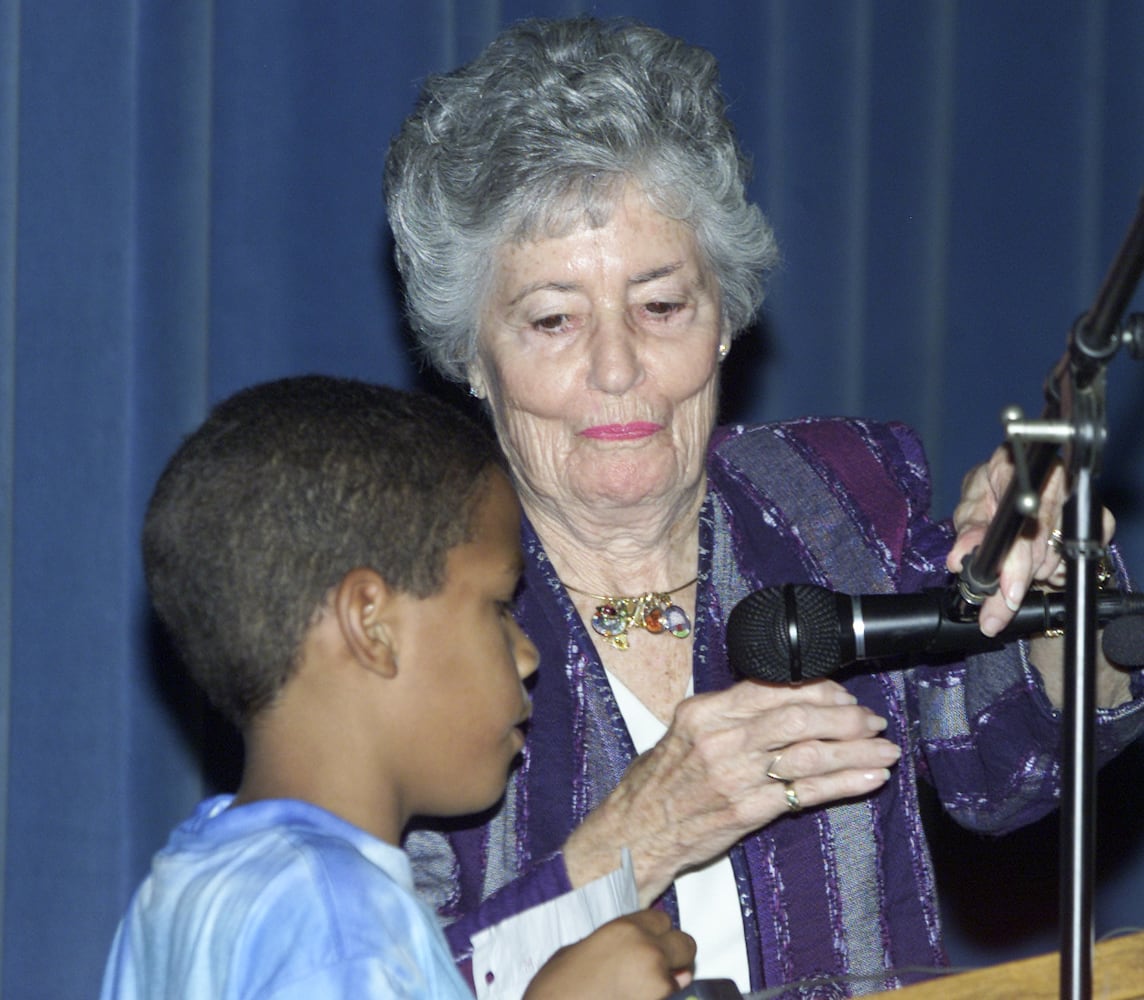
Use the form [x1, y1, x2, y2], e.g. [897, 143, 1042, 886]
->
[864, 768, 892, 783]
[1004, 583, 1023, 613]
[879, 742, 902, 763]
[866, 714, 888, 732]
[980, 615, 1002, 637]
[834, 690, 858, 705]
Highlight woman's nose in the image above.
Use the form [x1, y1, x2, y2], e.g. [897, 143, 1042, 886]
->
[586, 315, 643, 395]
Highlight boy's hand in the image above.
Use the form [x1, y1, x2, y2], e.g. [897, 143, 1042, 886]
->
[523, 910, 696, 1000]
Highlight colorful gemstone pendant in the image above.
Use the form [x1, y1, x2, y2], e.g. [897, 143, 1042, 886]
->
[591, 603, 629, 648]
[587, 590, 694, 650]
[663, 604, 691, 639]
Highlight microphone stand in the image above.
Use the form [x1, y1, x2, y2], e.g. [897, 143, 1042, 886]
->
[954, 191, 1144, 1000]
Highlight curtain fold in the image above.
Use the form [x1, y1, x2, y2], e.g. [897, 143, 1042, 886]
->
[3, 3, 1143, 997]
[0, 0, 19, 987]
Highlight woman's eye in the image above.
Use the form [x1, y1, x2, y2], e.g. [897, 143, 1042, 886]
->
[645, 301, 685, 318]
[533, 314, 569, 333]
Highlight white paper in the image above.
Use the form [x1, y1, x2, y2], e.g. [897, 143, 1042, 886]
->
[471, 848, 639, 1000]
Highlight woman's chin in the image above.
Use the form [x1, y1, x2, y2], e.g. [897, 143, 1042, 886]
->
[572, 463, 690, 511]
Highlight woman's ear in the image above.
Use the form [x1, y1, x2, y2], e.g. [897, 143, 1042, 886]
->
[468, 346, 503, 402]
[466, 364, 487, 400]
[334, 568, 399, 678]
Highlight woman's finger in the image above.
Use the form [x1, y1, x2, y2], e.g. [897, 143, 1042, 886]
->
[732, 763, 894, 823]
[764, 737, 901, 783]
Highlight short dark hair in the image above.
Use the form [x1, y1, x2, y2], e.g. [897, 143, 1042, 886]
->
[143, 375, 505, 728]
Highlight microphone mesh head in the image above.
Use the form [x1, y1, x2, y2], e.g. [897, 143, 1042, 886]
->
[726, 584, 843, 682]
[1101, 614, 1144, 667]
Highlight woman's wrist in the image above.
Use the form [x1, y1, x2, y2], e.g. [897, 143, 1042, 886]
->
[563, 809, 676, 907]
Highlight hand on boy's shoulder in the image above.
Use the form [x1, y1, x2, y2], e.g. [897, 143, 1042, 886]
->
[521, 910, 696, 1000]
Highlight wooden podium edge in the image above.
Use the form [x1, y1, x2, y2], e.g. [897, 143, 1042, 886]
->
[881, 929, 1144, 999]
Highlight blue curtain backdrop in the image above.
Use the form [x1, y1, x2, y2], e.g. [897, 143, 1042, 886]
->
[3, 2, 1144, 996]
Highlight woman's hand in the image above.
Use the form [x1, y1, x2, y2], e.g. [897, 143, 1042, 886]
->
[944, 448, 1106, 635]
[562, 678, 900, 905]
[523, 909, 695, 1000]
[945, 445, 1130, 707]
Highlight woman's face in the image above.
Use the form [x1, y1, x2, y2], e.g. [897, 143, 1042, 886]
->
[472, 186, 726, 520]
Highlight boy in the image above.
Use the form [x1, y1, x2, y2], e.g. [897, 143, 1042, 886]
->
[100, 375, 694, 999]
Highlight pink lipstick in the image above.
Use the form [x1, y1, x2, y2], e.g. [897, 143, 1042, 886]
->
[580, 422, 662, 441]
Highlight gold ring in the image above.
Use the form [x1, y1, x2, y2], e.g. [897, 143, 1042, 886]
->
[783, 781, 802, 813]
[1048, 528, 1064, 553]
[766, 753, 788, 783]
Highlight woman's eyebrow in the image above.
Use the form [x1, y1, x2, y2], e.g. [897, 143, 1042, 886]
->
[507, 280, 580, 308]
[630, 261, 684, 285]
[506, 261, 691, 307]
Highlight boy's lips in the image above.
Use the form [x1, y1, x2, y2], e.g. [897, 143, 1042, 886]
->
[579, 421, 662, 441]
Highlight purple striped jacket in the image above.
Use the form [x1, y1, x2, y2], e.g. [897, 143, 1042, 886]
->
[406, 418, 1144, 997]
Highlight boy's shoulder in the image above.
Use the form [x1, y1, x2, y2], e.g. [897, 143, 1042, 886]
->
[104, 797, 467, 999]
[171, 797, 415, 917]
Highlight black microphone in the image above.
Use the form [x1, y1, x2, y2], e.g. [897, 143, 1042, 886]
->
[1102, 613, 1144, 666]
[726, 583, 1144, 683]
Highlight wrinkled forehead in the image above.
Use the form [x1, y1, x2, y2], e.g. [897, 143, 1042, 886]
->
[503, 172, 691, 247]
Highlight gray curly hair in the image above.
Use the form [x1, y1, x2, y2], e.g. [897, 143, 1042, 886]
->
[384, 16, 779, 383]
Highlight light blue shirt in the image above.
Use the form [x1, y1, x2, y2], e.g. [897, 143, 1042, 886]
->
[100, 796, 473, 999]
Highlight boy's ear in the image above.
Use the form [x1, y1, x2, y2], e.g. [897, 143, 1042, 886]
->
[334, 568, 399, 678]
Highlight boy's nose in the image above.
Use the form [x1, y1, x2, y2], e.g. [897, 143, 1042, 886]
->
[510, 618, 539, 681]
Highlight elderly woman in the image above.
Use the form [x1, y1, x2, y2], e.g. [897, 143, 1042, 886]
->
[384, 16, 1144, 996]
